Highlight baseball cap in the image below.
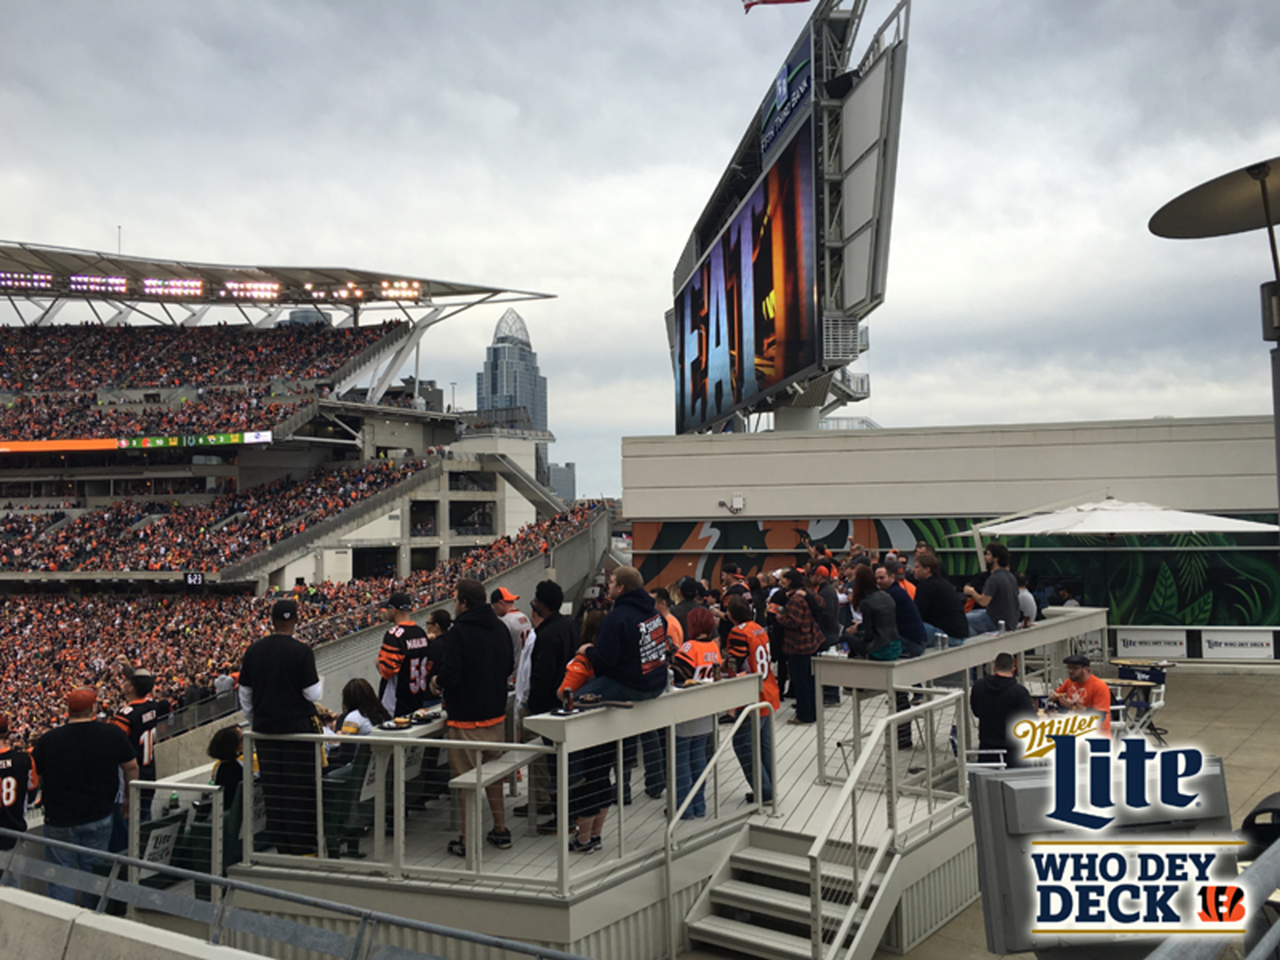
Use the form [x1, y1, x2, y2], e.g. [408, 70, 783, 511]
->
[66, 686, 97, 713]
[1063, 654, 1090, 667]
[384, 592, 414, 611]
[813, 564, 832, 580]
[271, 599, 298, 622]
[130, 667, 153, 680]
[491, 587, 519, 603]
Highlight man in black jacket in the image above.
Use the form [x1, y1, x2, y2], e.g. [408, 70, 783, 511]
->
[434, 577, 515, 857]
[912, 553, 970, 645]
[969, 653, 1035, 766]
[518, 580, 577, 820]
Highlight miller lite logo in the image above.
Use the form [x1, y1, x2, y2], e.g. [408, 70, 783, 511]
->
[1028, 736, 1249, 937]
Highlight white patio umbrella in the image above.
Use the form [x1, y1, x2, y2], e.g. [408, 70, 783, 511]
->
[976, 499, 1279, 538]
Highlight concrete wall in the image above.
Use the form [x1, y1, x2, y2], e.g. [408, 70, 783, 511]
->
[454, 435, 539, 536]
[621, 416, 1277, 520]
[341, 509, 402, 542]
[0, 888, 260, 960]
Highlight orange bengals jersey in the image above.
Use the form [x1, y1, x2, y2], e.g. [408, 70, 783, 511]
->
[673, 638, 721, 684]
[726, 620, 780, 711]
[559, 652, 596, 696]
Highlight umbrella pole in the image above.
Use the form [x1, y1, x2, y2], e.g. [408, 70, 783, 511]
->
[1251, 165, 1280, 527]
[1246, 163, 1280, 288]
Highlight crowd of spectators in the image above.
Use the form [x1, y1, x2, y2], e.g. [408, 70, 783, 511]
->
[0, 457, 436, 573]
[0, 388, 304, 441]
[0, 323, 397, 393]
[0, 503, 600, 744]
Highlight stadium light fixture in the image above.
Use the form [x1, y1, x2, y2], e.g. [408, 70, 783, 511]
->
[142, 278, 203, 297]
[0, 271, 53, 290]
[220, 281, 280, 300]
[70, 275, 128, 295]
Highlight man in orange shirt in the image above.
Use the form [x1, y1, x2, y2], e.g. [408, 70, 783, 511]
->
[1048, 654, 1112, 735]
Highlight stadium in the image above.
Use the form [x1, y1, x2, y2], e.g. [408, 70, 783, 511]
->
[3, 2, 1279, 960]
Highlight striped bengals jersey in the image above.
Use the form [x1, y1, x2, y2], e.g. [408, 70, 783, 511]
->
[672, 638, 722, 685]
[111, 698, 171, 781]
[0, 745, 38, 849]
[376, 621, 432, 717]
[726, 620, 780, 711]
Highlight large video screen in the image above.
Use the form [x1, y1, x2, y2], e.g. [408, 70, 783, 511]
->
[674, 115, 818, 434]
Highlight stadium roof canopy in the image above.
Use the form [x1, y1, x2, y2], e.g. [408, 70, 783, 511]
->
[0, 239, 552, 327]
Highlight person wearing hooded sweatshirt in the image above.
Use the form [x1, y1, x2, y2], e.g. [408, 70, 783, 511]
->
[969, 653, 1036, 767]
[579, 566, 669, 799]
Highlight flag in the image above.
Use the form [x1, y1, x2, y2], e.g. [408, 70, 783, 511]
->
[744, 0, 811, 12]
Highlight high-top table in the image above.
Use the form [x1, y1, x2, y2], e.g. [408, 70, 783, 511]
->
[811, 606, 1109, 781]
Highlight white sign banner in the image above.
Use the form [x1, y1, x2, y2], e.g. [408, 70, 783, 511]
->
[1116, 629, 1186, 659]
[1201, 629, 1275, 660]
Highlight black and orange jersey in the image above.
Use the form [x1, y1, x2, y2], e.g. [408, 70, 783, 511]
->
[0, 744, 38, 848]
[376, 620, 432, 716]
[726, 620, 780, 712]
[110, 697, 170, 780]
[672, 637, 722, 685]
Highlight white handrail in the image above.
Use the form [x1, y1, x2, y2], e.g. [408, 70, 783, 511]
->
[805, 688, 964, 960]
[663, 701, 776, 960]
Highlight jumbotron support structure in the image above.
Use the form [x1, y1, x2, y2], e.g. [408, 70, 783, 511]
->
[0, 240, 553, 403]
[668, 0, 911, 433]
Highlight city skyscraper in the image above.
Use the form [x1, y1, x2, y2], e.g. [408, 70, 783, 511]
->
[476, 308, 549, 482]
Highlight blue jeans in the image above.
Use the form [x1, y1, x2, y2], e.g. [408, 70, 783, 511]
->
[574, 676, 667, 796]
[675, 734, 708, 818]
[732, 713, 773, 802]
[44, 813, 113, 904]
[966, 609, 997, 636]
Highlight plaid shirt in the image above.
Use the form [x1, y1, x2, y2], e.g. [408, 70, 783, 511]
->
[777, 590, 824, 656]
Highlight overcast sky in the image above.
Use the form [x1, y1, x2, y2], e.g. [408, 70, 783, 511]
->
[3, 0, 1279, 498]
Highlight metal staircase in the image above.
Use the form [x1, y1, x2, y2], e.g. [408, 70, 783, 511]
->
[477, 452, 565, 518]
[686, 826, 898, 960]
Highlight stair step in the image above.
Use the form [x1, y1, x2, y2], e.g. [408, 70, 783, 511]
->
[732, 847, 858, 886]
[688, 916, 813, 960]
[712, 879, 851, 927]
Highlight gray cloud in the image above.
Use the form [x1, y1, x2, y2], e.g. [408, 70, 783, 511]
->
[3, 1, 1279, 496]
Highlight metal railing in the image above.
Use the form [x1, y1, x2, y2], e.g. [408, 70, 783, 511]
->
[1144, 836, 1280, 960]
[0, 825, 591, 960]
[806, 688, 968, 960]
[235, 677, 765, 899]
[156, 689, 239, 743]
[663, 701, 778, 960]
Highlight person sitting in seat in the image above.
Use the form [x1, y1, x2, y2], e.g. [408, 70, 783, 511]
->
[331, 679, 391, 768]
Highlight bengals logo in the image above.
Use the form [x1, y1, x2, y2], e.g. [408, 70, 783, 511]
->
[1197, 885, 1246, 923]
